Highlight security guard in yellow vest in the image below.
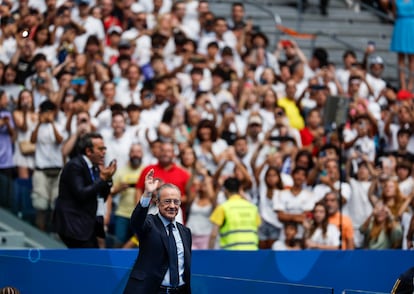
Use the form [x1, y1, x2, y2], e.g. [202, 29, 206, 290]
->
[209, 177, 261, 250]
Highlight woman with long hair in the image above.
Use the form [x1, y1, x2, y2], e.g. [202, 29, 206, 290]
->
[303, 201, 340, 249]
[258, 87, 278, 132]
[0, 64, 23, 105]
[33, 23, 57, 66]
[192, 119, 227, 176]
[185, 172, 216, 249]
[258, 166, 284, 249]
[360, 200, 403, 249]
[370, 178, 408, 219]
[12, 89, 38, 179]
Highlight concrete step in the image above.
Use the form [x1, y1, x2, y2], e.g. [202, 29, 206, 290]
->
[0, 208, 66, 249]
[209, 0, 398, 82]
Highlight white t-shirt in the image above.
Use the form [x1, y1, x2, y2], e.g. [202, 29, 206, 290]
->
[313, 181, 351, 205]
[102, 132, 134, 170]
[115, 81, 143, 107]
[274, 188, 315, 238]
[401, 211, 413, 250]
[34, 122, 66, 169]
[259, 186, 283, 228]
[399, 176, 414, 198]
[347, 178, 372, 226]
[308, 224, 340, 248]
[274, 189, 315, 214]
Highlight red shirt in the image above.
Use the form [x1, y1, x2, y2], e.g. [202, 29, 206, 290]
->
[300, 127, 314, 147]
[136, 163, 190, 197]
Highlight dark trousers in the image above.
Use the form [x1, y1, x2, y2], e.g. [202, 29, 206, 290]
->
[59, 218, 105, 248]
[0, 168, 14, 209]
[59, 234, 99, 248]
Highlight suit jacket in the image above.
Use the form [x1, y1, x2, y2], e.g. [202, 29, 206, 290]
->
[123, 203, 192, 294]
[54, 155, 111, 240]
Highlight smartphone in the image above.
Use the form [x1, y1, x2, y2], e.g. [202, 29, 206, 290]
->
[109, 159, 116, 166]
[281, 40, 292, 48]
[71, 77, 87, 86]
[310, 84, 326, 91]
[367, 40, 376, 49]
[190, 56, 206, 64]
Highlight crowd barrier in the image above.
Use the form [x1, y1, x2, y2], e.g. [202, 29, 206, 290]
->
[0, 249, 411, 293]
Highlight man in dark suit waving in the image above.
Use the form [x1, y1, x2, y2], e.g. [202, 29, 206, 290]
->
[123, 169, 192, 294]
[54, 132, 117, 248]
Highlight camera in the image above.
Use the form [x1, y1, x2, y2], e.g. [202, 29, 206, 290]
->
[189, 56, 206, 64]
[35, 76, 46, 85]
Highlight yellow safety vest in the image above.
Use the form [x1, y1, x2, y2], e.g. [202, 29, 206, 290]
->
[219, 196, 259, 250]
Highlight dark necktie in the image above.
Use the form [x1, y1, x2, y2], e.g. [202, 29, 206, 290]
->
[91, 166, 100, 182]
[167, 223, 179, 287]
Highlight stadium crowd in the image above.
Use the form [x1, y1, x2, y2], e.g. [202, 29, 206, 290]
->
[0, 0, 413, 250]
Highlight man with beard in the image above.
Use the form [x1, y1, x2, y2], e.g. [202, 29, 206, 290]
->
[135, 141, 190, 222]
[109, 143, 144, 246]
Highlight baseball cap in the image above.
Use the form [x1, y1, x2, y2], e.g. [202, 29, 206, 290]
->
[397, 89, 414, 101]
[107, 26, 123, 35]
[369, 55, 384, 66]
[248, 115, 262, 126]
[131, 3, 145, 14]
[118, 39, 131, 49]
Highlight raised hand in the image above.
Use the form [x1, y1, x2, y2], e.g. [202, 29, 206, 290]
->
[100, 160, 117, 181]
[144, 169, 159, 194]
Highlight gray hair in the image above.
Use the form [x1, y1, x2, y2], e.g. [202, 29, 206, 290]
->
[324, 191, 340, 202]
[156, 183, 181, 200]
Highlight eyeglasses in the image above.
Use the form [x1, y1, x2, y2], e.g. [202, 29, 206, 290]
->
[159, 199, 181, 206]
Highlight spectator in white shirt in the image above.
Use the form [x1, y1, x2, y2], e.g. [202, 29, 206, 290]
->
[102, 111, 134, 169]
[72, 0, 105, 53]
[335, 49, 357, 93]
[198, 17, 237, 55]
[116, 63, 143, 107]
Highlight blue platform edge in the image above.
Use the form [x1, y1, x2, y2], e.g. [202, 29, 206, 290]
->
[0, 249, 412, 293]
